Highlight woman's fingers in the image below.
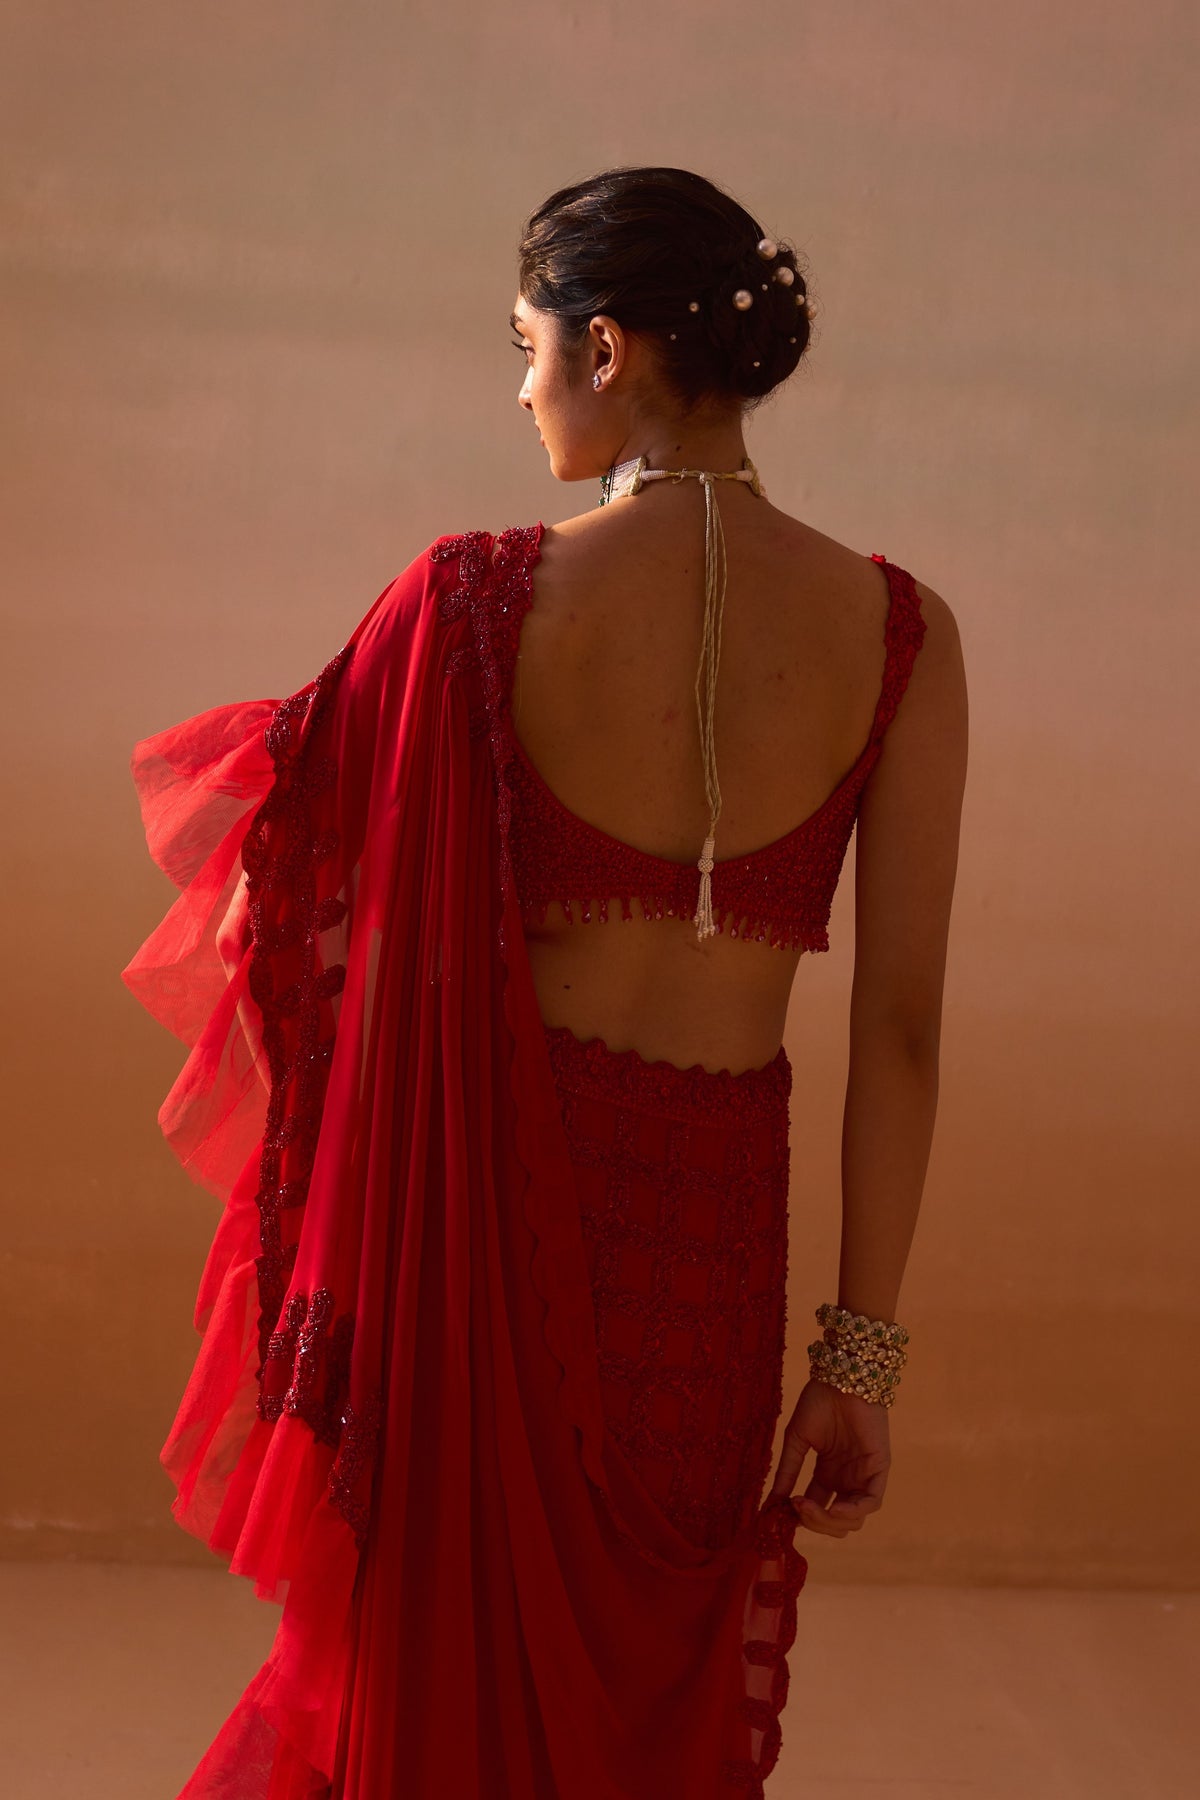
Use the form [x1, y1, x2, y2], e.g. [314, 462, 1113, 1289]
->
[767, 1420, 812, 1503]
[791, 1480, 883, 1537]
[825, 1465, 887, 1526]
[825, 1491, 881, 1527]
[791, 1494, 853, 1537]
[769, 1384, 889, 1537]
[792, 1479, 850, 1537]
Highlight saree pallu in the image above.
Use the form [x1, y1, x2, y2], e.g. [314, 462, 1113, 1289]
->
[122, 526, 806, 1800]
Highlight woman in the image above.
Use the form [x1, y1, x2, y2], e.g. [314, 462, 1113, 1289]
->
[123, 165, 968, 1800]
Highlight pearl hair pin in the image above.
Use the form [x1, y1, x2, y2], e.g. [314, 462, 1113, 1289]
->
[727, 236, 806, 316]
[682, 237, 805, 324]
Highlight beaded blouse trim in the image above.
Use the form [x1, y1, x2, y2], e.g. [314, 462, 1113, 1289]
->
[471, 526, 926, 953]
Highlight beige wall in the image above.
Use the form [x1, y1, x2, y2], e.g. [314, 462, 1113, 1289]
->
[2, 2, 1196, 1586]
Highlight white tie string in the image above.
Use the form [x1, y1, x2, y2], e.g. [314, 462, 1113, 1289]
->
[599, 454, 766, 941]
[692, 469, 726, 938]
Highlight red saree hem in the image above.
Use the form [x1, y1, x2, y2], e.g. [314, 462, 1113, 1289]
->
[122, 526, 807, 1800]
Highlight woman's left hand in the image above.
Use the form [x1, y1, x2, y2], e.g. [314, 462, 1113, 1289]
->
[767, 1377, 891, 1538]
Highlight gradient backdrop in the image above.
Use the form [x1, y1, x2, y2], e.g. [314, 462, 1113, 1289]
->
[2, 0, 1196, 1589]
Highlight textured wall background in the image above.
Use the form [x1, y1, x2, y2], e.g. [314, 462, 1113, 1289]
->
[2, 0, 1196, 1585]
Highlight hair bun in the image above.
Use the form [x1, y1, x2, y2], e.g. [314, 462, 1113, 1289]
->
[518, 165, 814, 413]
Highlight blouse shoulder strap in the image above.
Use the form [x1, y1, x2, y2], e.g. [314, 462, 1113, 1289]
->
[868, 554, 928, 745]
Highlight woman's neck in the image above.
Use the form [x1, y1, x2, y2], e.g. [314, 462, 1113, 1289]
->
[605, 421, 751, 476]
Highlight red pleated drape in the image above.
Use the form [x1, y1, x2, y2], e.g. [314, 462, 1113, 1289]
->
[122, 525, 806, 1800]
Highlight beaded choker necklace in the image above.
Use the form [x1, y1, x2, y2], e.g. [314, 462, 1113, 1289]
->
[597, 453, 767, 941]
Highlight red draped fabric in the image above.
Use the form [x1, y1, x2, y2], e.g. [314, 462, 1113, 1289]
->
[122, 525, 806, 1800]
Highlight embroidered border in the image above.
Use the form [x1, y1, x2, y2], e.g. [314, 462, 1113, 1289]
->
[430, 527, 538, 958]
[239, 641, 381, 1544]
[242, 644, 351, 1385]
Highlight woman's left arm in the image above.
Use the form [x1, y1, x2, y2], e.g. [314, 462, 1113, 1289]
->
[839, 581, 970, 1323]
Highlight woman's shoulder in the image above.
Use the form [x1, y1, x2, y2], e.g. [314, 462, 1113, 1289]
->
[790, 517, 960, 659]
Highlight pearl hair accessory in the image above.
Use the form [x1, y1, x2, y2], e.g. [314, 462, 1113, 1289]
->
[683, 237, 806, 329]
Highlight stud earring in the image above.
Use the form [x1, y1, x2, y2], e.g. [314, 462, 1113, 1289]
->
[593, 373, 602, 390]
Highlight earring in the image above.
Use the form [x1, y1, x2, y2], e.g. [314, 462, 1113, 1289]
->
[593, 374, 602, 390]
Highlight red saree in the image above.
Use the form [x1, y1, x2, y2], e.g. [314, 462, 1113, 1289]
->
[122, 525, 806, 1799]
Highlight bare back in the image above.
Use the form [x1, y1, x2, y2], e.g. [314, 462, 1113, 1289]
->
[512, 482, 960, 1075]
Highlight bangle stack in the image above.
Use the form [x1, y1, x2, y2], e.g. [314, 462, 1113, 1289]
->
[806, 1302, 910, 1409]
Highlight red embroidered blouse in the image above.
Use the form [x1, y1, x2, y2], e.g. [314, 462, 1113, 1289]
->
[479, 522, 927, 954]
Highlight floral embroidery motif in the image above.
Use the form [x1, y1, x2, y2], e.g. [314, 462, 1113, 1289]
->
[432, 527, 543, 959]
[257, 1286, 354, 1442]
[327, 1389, 385, 1548]
[434, 531, 492, 624]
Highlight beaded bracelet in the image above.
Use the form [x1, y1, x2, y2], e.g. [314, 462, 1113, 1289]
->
[805, 1302, 910, 1408]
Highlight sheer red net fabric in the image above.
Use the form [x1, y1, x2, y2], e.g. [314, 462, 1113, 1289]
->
[123, 525, 807, 1800]
[123, 602, 392, 1787]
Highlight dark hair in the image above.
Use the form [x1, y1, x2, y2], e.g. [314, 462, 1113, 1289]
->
[516, 165, 813, 414]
